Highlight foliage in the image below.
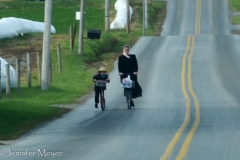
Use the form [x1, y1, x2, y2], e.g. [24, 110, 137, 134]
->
[229, 0, 240, 24]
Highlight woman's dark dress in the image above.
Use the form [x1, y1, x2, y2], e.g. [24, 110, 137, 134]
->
[118, 54, 142, 98]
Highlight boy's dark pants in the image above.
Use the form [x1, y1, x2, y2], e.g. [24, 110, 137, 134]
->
[95, 90, 100, 103]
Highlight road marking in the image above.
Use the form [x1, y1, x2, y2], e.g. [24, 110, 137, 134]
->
[160, 35, 192, 160]
[160, 35, 200, 160]
[176, 35, 200, 160]
[195, 0, 202, 35]
[160, 0, 202, 158]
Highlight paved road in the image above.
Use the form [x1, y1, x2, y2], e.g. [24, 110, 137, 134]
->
[1, 0, 240, 159]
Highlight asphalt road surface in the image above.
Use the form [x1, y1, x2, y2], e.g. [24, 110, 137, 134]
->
[1, 0, 240, 159]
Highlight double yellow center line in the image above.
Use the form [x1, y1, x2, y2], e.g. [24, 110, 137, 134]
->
[160, 35, 200, 160]
[160, 1, 202, 159]
[177, 35, 200, 160]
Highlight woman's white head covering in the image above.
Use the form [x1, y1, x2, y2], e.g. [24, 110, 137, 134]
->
[123, 45, 131, 58]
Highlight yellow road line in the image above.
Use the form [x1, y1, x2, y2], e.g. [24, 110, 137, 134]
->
[160, 35, 192, 160]
[176, 36, 201, 160]
[195, 0, 202, 35]
[160, 35, 200, 160]
[160, 0, 202, 158]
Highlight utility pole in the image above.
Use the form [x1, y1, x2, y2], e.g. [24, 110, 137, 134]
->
[78, 0, 85, 55]
[41, 0, 52, 90]
[143, 0, 145, 36]
[105, 0, 110, 33]
[145, 0, 148, 28]
[126, 0, 130, 33]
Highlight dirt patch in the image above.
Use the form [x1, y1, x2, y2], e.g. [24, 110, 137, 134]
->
[0, 35, 42, 74]
[0, 34, 67, 75]
[232, 30, 240, 35]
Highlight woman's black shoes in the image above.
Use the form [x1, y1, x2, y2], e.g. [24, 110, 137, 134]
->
[130, 100, 135, 107]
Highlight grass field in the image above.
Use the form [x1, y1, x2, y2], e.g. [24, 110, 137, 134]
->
[0, 0, 166, 140]
[229, 0, 240, 24]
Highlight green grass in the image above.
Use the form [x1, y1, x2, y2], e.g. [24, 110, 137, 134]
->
[229, 0, 240, 11]
[229, 0, 240, 24]
[0, 100, 69, 139]
[0, 0, 166, 140]
[231, 16, 240, 24]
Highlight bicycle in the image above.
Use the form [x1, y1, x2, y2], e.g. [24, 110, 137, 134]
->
[95, 80, 108, 111]
[119, 73, 135, 109]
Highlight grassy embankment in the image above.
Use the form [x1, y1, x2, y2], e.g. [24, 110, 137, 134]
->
[0, 0, 166, 140]
[229, 0, 240, 24]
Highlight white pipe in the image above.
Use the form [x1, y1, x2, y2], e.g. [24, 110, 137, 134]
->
[0, 17, 56, 39]
[110, 0, 133, 29]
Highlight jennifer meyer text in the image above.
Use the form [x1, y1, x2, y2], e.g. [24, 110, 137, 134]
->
[0, 148, 62, 158]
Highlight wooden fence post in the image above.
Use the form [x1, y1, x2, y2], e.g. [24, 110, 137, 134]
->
[6, 64, 10, 98]
[0, 60, 2, 99]
[27, 53, 32, 88]
[57, 44, 62, 73]
[70, 25, 73, 50]
[73, 23, 77, 49]
[48, 54, 52, 83]
[126, 0, 130, 33]
[16, 58, 21, 93]
[37, 52, 41, 85]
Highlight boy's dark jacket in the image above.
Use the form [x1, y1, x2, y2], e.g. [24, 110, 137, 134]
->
[93, 73, 110, 90]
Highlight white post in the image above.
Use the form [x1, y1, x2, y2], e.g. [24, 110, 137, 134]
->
[41, 0, 52, 90]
